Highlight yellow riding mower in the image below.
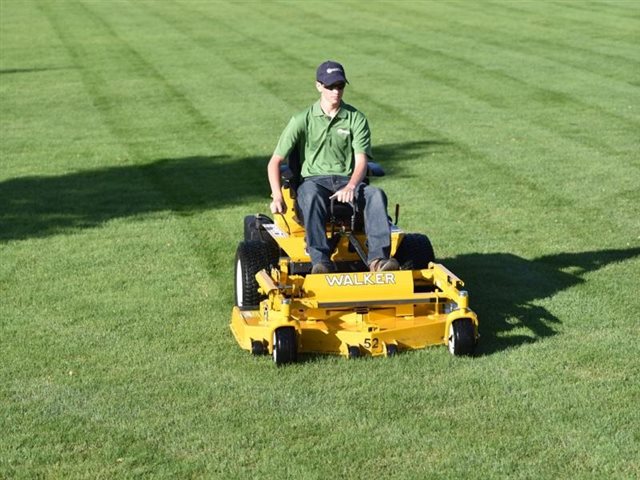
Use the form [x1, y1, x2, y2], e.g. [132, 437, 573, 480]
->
[230, 160, 479, 365]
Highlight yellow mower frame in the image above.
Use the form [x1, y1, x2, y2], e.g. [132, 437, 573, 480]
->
[230, 165, 479, 365]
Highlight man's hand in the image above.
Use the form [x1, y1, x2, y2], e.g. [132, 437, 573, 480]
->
[268, 153, 287, 214]
[270, 194, 287, 214]
[329, 185, 356, 204]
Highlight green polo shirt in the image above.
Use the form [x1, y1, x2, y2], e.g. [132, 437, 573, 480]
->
[274, 100, 372, 178]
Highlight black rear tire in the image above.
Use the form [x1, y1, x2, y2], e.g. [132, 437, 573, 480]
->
[394, 233, 435, 270]
[234, 240, 279, 310]
[243, 214, 280, 258]
[244, 214, 273, 241]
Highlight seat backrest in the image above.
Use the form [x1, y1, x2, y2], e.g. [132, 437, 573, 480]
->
[280, 144, 304, 195]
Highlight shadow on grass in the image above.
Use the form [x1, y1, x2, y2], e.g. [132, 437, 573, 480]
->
[444, 247, 640, 355]
[0, 66, 76, 75]
[375, 140, 452, 177]
[0, 155, 270, 242]
[0, 141, 445, 242]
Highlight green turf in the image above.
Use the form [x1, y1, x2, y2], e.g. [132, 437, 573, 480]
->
[1, 0, 639, 478]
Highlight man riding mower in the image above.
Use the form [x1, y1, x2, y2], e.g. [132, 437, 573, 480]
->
[230, 150, 479, 365]
[230, 61, 478, 364]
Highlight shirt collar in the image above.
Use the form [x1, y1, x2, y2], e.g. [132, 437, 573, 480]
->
[312, 100, 347, 119]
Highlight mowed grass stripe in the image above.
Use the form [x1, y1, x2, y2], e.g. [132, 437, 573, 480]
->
[135, 2, 300, 113]
[442, 0, 640, 57]
[39, 0, 225, 158]
[574, 0, 640, 16]
[33, 0, 193, 220]
[397, 1, 640, 240]
[361, 1, 640, 136]
[484, 0, 640, 50]
[0, 1, 126, 177]
[141, 2, 315, 125]
[427, 1, 640, 93]
[401, 1, 640, 100]
[549, 0, 640, 21]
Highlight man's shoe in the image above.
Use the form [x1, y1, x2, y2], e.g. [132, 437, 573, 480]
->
[369, 257, 400, 272]
[311, 263, 333, 274]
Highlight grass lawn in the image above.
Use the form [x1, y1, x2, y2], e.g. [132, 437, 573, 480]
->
[1, 0, 639, 478]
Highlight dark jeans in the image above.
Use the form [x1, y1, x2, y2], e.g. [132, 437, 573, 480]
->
[296, 175, 392, 266]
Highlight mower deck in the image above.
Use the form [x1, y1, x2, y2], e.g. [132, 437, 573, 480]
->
[230, 264, 478, 359]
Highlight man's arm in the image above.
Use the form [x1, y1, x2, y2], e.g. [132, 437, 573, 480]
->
[330, 152, 368, 204]
[268, 153, 287, 214]
[269, 113, 305, 213]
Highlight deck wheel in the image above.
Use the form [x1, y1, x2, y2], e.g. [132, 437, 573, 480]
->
[347, 345, 361, 359]
[272, 328, 297, 366]
[251, 340, 265, 356]
[448, 319, 476, 356]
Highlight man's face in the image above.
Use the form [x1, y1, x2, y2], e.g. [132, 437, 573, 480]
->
[316, 81, 346, 105]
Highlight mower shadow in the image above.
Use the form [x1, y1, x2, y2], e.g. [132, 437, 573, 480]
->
[442, 247, 640, 355]
[0, 141, 443, 242]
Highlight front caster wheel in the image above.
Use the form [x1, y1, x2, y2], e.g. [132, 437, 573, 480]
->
[272, 328, 297, 366]
[347, 345, 361, 359]
[448, 319, 476, 356]
[386, 344, 398, 357]
[251, 340, 266, 356]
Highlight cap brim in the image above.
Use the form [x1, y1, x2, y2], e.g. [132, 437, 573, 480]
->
[319, 73, 349, 85]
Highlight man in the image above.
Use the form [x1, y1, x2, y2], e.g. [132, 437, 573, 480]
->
[267, 60, 399, 274]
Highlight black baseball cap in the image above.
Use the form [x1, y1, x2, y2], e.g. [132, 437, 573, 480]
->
[316, 60, 349, 85]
